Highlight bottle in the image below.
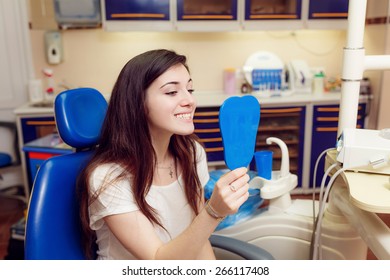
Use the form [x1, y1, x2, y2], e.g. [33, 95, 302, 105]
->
[223, 68, 237, 95]
[42, 68, 55, 103]
[313, 72, 325, 95]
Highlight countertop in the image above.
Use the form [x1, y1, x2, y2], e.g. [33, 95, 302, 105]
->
[13, 91, 369, 116]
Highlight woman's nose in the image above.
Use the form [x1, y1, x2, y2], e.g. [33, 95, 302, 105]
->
[180, 90, 196, 107]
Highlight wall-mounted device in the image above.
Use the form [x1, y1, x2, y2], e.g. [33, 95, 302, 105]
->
[44, 31, 63, 65]
[54, 0, 101, 29]
[286, 60, 312, 94]
[336, 128, 390, 175]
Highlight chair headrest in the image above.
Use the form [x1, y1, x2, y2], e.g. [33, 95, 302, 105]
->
[54, 88, 108, 149]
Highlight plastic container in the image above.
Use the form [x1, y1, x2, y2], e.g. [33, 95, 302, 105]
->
[312, 72, 325, 95]
[254, 150, 273, 180]
[223, 68, 237, 95]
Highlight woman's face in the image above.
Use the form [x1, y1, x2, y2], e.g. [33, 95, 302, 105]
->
[145, 63, 196, 139]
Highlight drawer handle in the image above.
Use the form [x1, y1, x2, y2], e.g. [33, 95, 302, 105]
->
[194, 112, 219, 117]
[311, 13, 348, 18]
[316, 117, 339, 122]
[316, 127, 338, 132]
[205, 147, 224, 152]
[317, 125, 362, 132]
[26, 121, 56, 125]
[194, 128, 220, 133]
[183, 15, 233, 20]
[262, 108, 302, 114]
[317, 106, 362, 112]
[316, 116, 361, 122]
[111, 13, 166, 19]
[199, 138, 222, 143]
[193, 119, 219, 123]
[250, 14, 298, 19]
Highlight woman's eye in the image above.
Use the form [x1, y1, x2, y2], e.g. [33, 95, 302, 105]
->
[188, 89, 195, 94]
[166, 91, 177, 96]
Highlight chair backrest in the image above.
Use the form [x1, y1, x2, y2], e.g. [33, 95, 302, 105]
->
[25, 88, 107, 260]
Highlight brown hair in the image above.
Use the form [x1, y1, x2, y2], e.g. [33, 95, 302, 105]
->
[77, 49, 203, 259]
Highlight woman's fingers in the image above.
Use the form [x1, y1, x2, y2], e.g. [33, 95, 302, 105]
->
[209, 167, 251, 217]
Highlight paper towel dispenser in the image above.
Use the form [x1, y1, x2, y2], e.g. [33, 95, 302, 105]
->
[54, 0, 101, 29]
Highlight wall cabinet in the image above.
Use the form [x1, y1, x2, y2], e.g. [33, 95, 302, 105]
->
[309, 103, 366, 188]
[243, 0, 304, 30]
[97, 0, 350, 31]
[102, 0, 173, 31]
[176, 0, 240, 31]
[308, 0, 348, 19]
[305, 0, 349, 29]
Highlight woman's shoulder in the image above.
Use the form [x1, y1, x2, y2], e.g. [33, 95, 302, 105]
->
[91, 162, 125, 178]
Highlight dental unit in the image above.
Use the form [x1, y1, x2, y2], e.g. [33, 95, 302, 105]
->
[212, 0, 390, 260]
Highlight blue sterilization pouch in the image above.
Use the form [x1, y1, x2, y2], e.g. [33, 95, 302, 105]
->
[205, 169, 264, 231]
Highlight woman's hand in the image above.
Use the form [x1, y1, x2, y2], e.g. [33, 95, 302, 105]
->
[207, 167, 250, 218]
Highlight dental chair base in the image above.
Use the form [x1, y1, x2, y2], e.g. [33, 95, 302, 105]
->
[214, 198, 367, 260]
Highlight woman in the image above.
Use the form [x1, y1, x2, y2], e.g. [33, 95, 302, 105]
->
[78, 49, 250, 260]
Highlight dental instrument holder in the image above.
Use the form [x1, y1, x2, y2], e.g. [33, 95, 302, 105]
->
[250, 137, 298, 212]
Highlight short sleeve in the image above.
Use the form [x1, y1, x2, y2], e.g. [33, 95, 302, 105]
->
[88, 164, 139, 230]
[196, 142, 210, 187]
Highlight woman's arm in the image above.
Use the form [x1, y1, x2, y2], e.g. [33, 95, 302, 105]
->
[104, 167, 249, 260]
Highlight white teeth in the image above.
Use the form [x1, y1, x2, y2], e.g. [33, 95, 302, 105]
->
[175, 113, 192, 120]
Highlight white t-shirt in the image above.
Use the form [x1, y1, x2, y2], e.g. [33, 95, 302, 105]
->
[88, 143, 210, 260]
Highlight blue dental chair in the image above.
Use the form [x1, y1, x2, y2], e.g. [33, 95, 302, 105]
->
[24, 87, 273, 260]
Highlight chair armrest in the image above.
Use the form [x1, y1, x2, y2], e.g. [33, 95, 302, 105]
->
[209, 235, 274, 260]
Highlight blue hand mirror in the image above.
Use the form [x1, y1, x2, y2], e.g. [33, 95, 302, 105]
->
[219, 95, 260, 170]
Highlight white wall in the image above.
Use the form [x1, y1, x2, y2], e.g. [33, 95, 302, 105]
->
[29, 29, 347, 95]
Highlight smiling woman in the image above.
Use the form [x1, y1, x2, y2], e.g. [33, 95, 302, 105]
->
[77, 49, 251, 260]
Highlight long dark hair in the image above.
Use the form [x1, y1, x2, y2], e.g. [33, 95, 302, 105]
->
[78, 49, 203, 259]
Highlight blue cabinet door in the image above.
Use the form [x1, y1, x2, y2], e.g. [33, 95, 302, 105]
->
[177, 0, 238, 21]
[308, 0, 349, 19]
[193, 107, 225, 162]
[245, 0, 302, 20]
[104, 0, 170, 21]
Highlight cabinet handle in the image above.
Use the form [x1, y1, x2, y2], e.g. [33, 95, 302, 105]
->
[316, 127, 338, 132]
[262, 108, 302, 114]
[311, 13, 348, 18]
[194, 112, 219, 117]
[205, 147, 224, 152]
[26, 121, 56, 125]
[194, 128, 220, 133]
[183, 15, 233, 20]
[316, 117, 339, 122]
[199, 138, 222, 143]
[317, 106, 362, 112]
[193, 119, 219, 123]
[316, 124, 362, 132]
[111, 13, 165, 19]
[250, 15, 298, 19]
[316, 115, 361, 122]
